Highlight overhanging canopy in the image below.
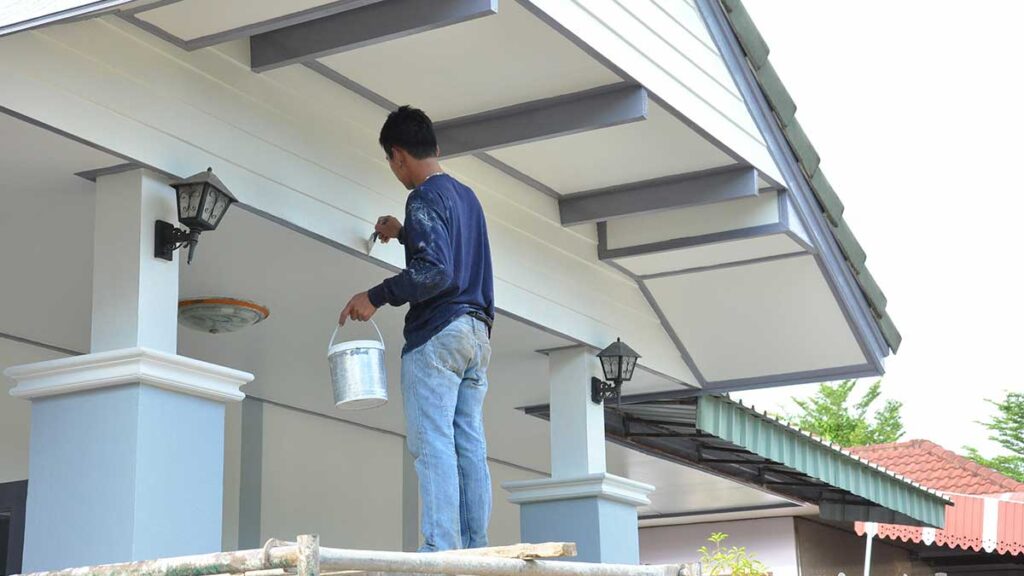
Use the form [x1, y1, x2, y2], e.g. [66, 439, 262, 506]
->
[527, 394, 950, 528]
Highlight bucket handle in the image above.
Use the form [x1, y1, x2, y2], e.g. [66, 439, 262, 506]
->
[329, 318, 385, 354]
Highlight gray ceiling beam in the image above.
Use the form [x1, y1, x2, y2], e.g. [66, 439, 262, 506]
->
[435, 83, 648, 158]
[559, 166, 758, 226]
[250, 0, 497, 72]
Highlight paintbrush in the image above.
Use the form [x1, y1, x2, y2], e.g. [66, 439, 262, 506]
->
[366, 231, 380, 255]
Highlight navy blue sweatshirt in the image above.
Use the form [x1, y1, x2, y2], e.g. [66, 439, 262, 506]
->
[367, 173, 494, 355]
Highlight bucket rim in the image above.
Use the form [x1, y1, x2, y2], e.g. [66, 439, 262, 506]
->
[328, 339, 385, 356]
[335, 395, 388, 410]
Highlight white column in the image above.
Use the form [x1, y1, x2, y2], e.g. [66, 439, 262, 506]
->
[548, 347, 606, 478]
[90, 169, 179, 353]
[5, 169, 253, 572]
[504, 346, 653, 564]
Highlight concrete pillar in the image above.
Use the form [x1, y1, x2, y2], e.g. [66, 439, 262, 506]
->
[503, 347, 653, 564]
[4, 170, 253, 571]
[402, 448, 420, 552]
[89, 170, 180, 355]
[238, 397, 265, 550]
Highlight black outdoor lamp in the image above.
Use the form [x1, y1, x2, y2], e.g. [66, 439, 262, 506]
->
[592, 338, 641, 404]
[156, 167, 236, 264]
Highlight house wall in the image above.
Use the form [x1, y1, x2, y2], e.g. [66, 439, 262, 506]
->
[0, 16, 692, 383]
[792, 518, 933, 576]
[640, 517, 800, 575]
[523, 0, 780, 183]
[222, 399, 544, 552]
[0, 338, 70, 484]
[256, 402, 404, 550]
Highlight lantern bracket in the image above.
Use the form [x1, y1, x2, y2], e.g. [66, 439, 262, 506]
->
[592, 376, 622, 405]
[155, 220, 201, 264]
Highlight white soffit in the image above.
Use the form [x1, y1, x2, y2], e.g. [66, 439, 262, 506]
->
[645, 255, 867, 382]
[616, 234, 804, 277]
[488, 102, 734, 194]
[318, 0, 619, 120]
[134, 0, 345, 42]
[605, 191, 779, 250]
[606, 443, 789, 518]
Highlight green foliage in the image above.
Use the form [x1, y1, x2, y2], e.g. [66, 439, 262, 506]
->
[787, 380, 905, 447]
[697, 532, 770, 576]
[963, 391, 1024, 482]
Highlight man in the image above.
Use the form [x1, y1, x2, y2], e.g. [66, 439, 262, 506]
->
[340, 105, 495, 551]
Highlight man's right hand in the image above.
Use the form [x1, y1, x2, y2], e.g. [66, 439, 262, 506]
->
[375, 215, 403, 244]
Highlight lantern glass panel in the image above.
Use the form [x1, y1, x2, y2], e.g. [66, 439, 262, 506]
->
[179, 184, 204, 220]
[209, 191, 231, 228]
[601, 356, 620, 381]
[622, 356, 637, 381]
[199, 185, 218, 227]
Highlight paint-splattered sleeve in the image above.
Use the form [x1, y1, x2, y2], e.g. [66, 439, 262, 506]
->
[367, 192, 452, 308]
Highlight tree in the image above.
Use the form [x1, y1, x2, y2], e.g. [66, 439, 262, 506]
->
[963, 391, 1024, 482]
[787, 380, 905, 447]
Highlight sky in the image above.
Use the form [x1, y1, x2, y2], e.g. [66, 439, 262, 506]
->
[731, 1, 1024, 455]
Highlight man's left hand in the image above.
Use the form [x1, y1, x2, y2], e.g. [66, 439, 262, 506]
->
[339, 292, 377, 325]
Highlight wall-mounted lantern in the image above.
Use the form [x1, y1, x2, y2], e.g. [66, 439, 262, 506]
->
[592, 338, 640, 404]
[155, 167, 236, 264]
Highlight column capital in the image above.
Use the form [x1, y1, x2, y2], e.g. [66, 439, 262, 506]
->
[503, 472, 655, 507]
[6, 347, 252, 402]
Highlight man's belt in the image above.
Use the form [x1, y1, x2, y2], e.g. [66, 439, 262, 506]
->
[467, 310, 493, 332]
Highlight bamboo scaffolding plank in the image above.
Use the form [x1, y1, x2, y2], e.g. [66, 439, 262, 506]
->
[16, 545, 299, 576]
[318, 547, 683, 576]
[16, 536, 683, 576]
[316, 543, 577, 576]
[297, 535, 320, 576]
[433, 543, 576, 560]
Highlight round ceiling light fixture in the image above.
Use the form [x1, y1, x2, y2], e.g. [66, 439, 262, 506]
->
[178, 297, 269, 334]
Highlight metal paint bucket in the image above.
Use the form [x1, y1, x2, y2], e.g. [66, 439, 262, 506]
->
[327, 320, 387, 410]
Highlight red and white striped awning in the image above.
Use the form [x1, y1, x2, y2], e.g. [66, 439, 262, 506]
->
[856, 493, 1024, 556]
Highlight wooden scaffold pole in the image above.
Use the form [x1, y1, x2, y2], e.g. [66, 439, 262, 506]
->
[15, 537, 687, 576]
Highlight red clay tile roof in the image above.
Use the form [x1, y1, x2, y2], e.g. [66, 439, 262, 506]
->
[849, 439, 1024, 495]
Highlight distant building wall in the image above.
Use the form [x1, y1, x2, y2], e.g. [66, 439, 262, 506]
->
[793, 517, 932, 576]
[640, 517, 800, 575]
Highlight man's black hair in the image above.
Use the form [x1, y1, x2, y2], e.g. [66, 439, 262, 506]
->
[379, 105, 438, 160]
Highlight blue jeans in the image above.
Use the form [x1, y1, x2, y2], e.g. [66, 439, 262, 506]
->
[402, 315, 492, 551]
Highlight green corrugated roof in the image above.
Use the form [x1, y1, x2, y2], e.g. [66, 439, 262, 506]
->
[720, 0, 901, 352]
[697, 395, 950, 528]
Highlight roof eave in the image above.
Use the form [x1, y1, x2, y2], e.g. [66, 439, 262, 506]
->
[696, 0, 900, 357]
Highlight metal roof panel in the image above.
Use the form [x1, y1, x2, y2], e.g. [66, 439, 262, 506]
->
[697, 395, 950, 527]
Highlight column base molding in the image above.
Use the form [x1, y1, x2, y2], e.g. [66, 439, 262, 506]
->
[503, 472, 655, 507]
[6, 347, 252, 402]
